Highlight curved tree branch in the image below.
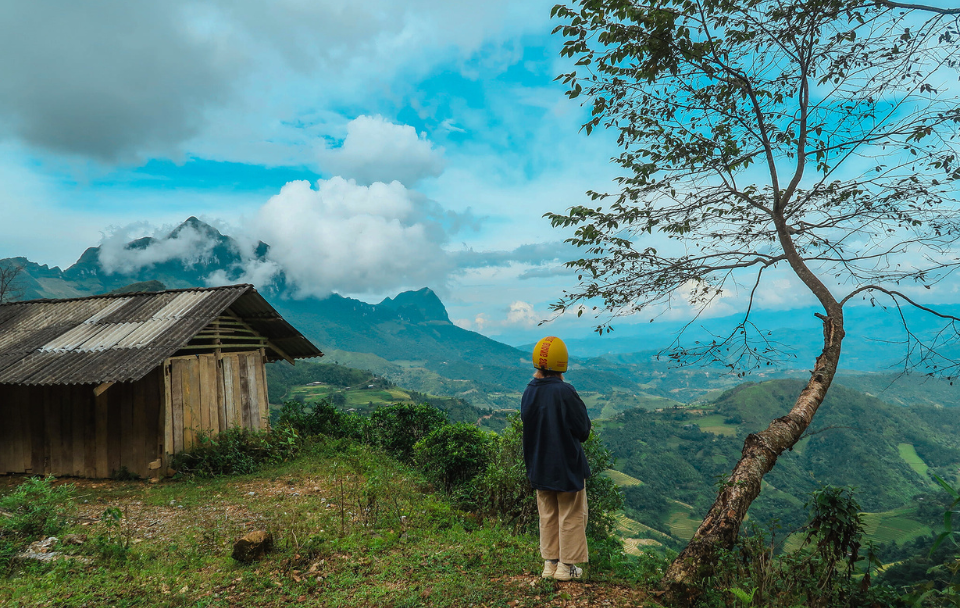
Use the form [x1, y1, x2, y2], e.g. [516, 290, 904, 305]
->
[872, 0, 960, 15]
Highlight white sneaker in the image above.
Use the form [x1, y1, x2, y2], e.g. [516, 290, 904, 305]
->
[553, 562, 583, 581]
[541, 560, 558, 578]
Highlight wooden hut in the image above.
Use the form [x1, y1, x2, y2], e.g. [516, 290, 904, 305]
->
[0, 285, 322, 479]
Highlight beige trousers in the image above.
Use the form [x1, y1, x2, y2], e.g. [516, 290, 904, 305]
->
[536, 488, 589, 564]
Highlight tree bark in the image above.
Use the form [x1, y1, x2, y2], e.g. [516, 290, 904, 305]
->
[660, 312, 844, 603]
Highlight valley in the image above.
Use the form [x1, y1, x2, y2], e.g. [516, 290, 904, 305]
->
[270, 355, 960, 573]
[5, 216, 960, 582]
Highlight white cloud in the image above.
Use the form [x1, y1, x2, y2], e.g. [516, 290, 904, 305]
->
[0, 1, 552, 166]
[452, 299, 549, 335]
[206, 259, 282, 290]
[438, 118, 465, 134]
[0, 144, 109, 267]
[97, 222, 221, 275]
[506, 300, 542, 328]
[250, 177, 453, 297]
[318, 115, 445, 185]
[0, 3, 238, 162]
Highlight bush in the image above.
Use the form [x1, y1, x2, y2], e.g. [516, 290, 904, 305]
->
[699, 487, 902, 608]
[277, 399, 369, 441]
[0, 476, 76, 540]
[369, 403, 448, 463]
[414, 423, 492, 493]
[583, 432, 624, 540]
[171, 425, 301, 477]
[473, 415, 536, 532]
[0, 537, 17, 573]
[472, 414, 624, 542]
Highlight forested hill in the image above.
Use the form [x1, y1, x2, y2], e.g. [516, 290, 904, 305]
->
[600, 379, 960, 549]
[10, 216, 960, 412]
[1, 217, 644, 407]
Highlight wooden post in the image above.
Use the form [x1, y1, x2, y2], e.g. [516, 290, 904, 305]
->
[258, 348, 270, 431]
[95, 388, 109, 478]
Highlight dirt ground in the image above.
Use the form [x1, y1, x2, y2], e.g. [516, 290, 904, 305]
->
[2, 474, 657, 607]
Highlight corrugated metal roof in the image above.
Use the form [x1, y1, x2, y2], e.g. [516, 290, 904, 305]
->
[0, 285, 323, 386]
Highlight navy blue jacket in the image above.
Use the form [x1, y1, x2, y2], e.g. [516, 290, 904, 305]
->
[520, 376, 592, 492]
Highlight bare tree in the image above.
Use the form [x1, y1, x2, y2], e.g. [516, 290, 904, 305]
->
[0, 261, 23, 303]
[549, 0, 960, 598]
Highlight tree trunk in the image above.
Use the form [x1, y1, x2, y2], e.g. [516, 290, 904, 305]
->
[660, 313, 844, 603]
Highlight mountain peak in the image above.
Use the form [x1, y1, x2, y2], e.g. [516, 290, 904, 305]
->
[170, 216, 223, 240]
[378, 288, 450, 323]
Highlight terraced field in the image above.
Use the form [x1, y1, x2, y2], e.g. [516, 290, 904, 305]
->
[695, 414, 738, 436]
[861, 505, 932, 544]
[614, 514, 669, 554]
[585, 392, 681, 419]
[287, 383, 408, 412]
[897, 443, 929, 477]
[782, 503, 932, 552]
[664, 502, 700, 540]
[603, 469, 643, 487]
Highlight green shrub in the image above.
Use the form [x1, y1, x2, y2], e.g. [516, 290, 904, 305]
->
[472, 414, 623, 542]
[414, 423, 492, 493]
[171, 425, 301, 477]
[111, 465, 141, 481]
[583, 431, 624, 541]
[472, 414, 536, 532]
[92, 506, 133, 563]
[698, 488, 903, 608]
[0, 537, 17, 573]
[898, 475, 960, 606]
[369, 403, 448, 463]
[0, 476, 76, 540]
[278, 399, 369, 441]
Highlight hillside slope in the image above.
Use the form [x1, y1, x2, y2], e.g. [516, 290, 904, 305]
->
[599, 379, 960, 547]
[2, 217, 646, 406]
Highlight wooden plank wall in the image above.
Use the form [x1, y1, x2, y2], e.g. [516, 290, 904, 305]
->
[0, 368, 163, 478]
[163, 351, 269, 460]
[0, 352, 269, 479]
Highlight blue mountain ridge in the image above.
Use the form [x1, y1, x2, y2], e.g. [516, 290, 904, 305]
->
[1, 218, 532, 386]
[5, 217, 959, 405]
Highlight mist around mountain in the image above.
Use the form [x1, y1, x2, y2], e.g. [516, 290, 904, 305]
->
[7, 216, 960, 583]
[6, 216, 960, 412]
[0, 217, 645, 407]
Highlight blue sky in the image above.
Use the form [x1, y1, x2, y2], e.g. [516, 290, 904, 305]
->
[0, 0, 636, 345]
[1, 2, 957, 350]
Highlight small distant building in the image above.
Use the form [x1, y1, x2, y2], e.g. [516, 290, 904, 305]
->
[0, 285, 322, 479]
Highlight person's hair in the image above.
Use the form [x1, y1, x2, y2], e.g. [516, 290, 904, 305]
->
[534, 369, 564, 378]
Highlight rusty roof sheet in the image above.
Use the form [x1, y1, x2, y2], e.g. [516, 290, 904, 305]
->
[0, 285, 322, 385]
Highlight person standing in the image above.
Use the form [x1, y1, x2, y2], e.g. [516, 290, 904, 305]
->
[521, 336, 591, 581]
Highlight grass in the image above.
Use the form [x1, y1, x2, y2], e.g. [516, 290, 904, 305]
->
[694, 414, 738, 437]
[603, 470, 643, 487]
[897, 443, 929, 477]
[759, 481, 805, 508]
[664, 503, 700, 541]
[791, 436, 811, 456]
[0, 441, 656, 607]
[781, 503, 933, 553]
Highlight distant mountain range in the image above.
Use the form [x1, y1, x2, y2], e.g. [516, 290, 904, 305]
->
[5, 216, 960, 409]
[4, 218, 259, 300]
[0, 218, 560, 406]
[561, 296, 960, 374]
